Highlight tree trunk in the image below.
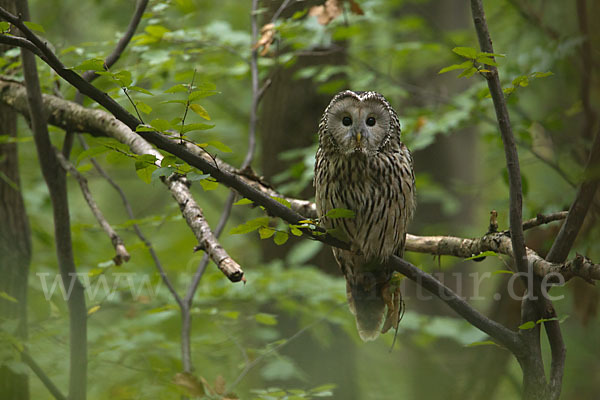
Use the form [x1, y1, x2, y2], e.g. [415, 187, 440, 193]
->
[0, 3, 32, 397]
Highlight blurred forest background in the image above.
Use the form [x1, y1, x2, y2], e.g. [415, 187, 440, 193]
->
[1, 0, 599, 399]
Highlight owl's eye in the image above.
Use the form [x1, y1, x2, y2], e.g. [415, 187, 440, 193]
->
[342, 116, 352, 126]
[366, 117, 376, 126]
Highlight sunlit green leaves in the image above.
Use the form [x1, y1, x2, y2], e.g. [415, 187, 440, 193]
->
[438, 46, 504, 77]
[73, 57, 106, 72]
[499, 71, 554, 97]
[189, 103, 210, 120]
[230, 217, 270, 235]
[273, 231, 289, 245]
[255, 313, 278, 325]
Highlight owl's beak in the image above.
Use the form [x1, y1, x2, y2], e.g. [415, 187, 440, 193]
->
[353, 131, 363, 147]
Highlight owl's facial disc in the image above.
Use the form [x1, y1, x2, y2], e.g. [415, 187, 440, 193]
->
[327, 97, 391, 155]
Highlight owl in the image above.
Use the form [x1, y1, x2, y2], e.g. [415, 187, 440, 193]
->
[314, 90, 416, 341]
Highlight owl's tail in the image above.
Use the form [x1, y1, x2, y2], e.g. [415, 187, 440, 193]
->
[346, 277, 387, 341]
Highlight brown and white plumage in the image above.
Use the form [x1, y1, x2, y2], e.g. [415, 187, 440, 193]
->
[314, 90, 416, 341]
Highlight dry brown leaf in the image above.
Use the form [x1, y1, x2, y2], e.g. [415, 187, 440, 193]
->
[309, 0, 364, 25]
[349, 0, 364, 15]
[214, 375, 226, 395]
[252, 23, 276, 56]
[172, 372, 205, 397]
[309, 0, 342, 25]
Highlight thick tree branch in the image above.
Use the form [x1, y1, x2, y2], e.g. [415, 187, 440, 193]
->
[0, 78, 244, 282]
[54, 149, 130, 265]
[387, 256, 523, 354]
[405, 232, 600, 283]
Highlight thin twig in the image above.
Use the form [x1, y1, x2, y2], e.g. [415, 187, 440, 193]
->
[21, 350, 67, 400]
[226, 302, 346, 392]
[271, 0, 294, 23]
[65, 0, 149, 156]
[54, 149, 130, 265]
[242, 0, 260, 170]
[0, 34, 43, 58]
[506, 0, 560, 40]
[81, 0, 149, 82]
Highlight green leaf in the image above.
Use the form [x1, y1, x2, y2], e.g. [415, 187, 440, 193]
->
[181, 123, 215, 134]
[136, 101, 152, 114]
[458, 67, 477, 78]
[206, 140, 231, 152]
[222, 311, 239, 319]
[290, 226, 303, 236]
[189, 89, 218, 100]
[73, 57, 105, 72]
[161, 99, 188, 105]
[465, 251, 498, 260]
[273, 231, 289, 245]
[165, 84, 189, 93]
[24, 21, 45, 33]
[145, 25, 170, 38]
[438, 60, 472, 74]
[150, 118, 170, 132]
[186, 172, 210, 181]
[532, 71, 554, 78]
[477, 51, 505, 58]
[465, 340, 499, 347]
[161, 155, 177, 167]
[112, 70, 132, 87]
[271, 196, 291, 208]
[233, 198, 253, 205]
[492, 269, 514, 275]
[325, 208, 355, 219]
[199, 179, 218, 191]
[311, 384, 337, 393]
[259, 226, 276, 239]
[0, 21, 10, 32]
[136, 165, 157, 184]
[475, 56, 498, 66]
[230, 217, 269, 234]
[452, 46, 478, 59]
[136, 124, 155, 132]
[255, 313, 278, 325]
[189, 103, 210, 120]
[518, 321, 536, 330]
[135, 154, 157, 168]
[87, 305, 101, 316]
[536, 317, 558, 324]
[151, 166, 175, 182]
[76, 146, 109, 165]
[0, 291, 18, 303]
[129, 86, 154, 96]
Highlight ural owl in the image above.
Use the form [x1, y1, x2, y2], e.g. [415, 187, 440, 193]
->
[314, 90, 416, 341]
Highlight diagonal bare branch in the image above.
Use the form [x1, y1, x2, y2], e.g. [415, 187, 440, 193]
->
[54, 149, 130, 265]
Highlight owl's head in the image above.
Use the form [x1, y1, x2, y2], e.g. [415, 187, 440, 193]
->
[320, 90, 399, 155]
